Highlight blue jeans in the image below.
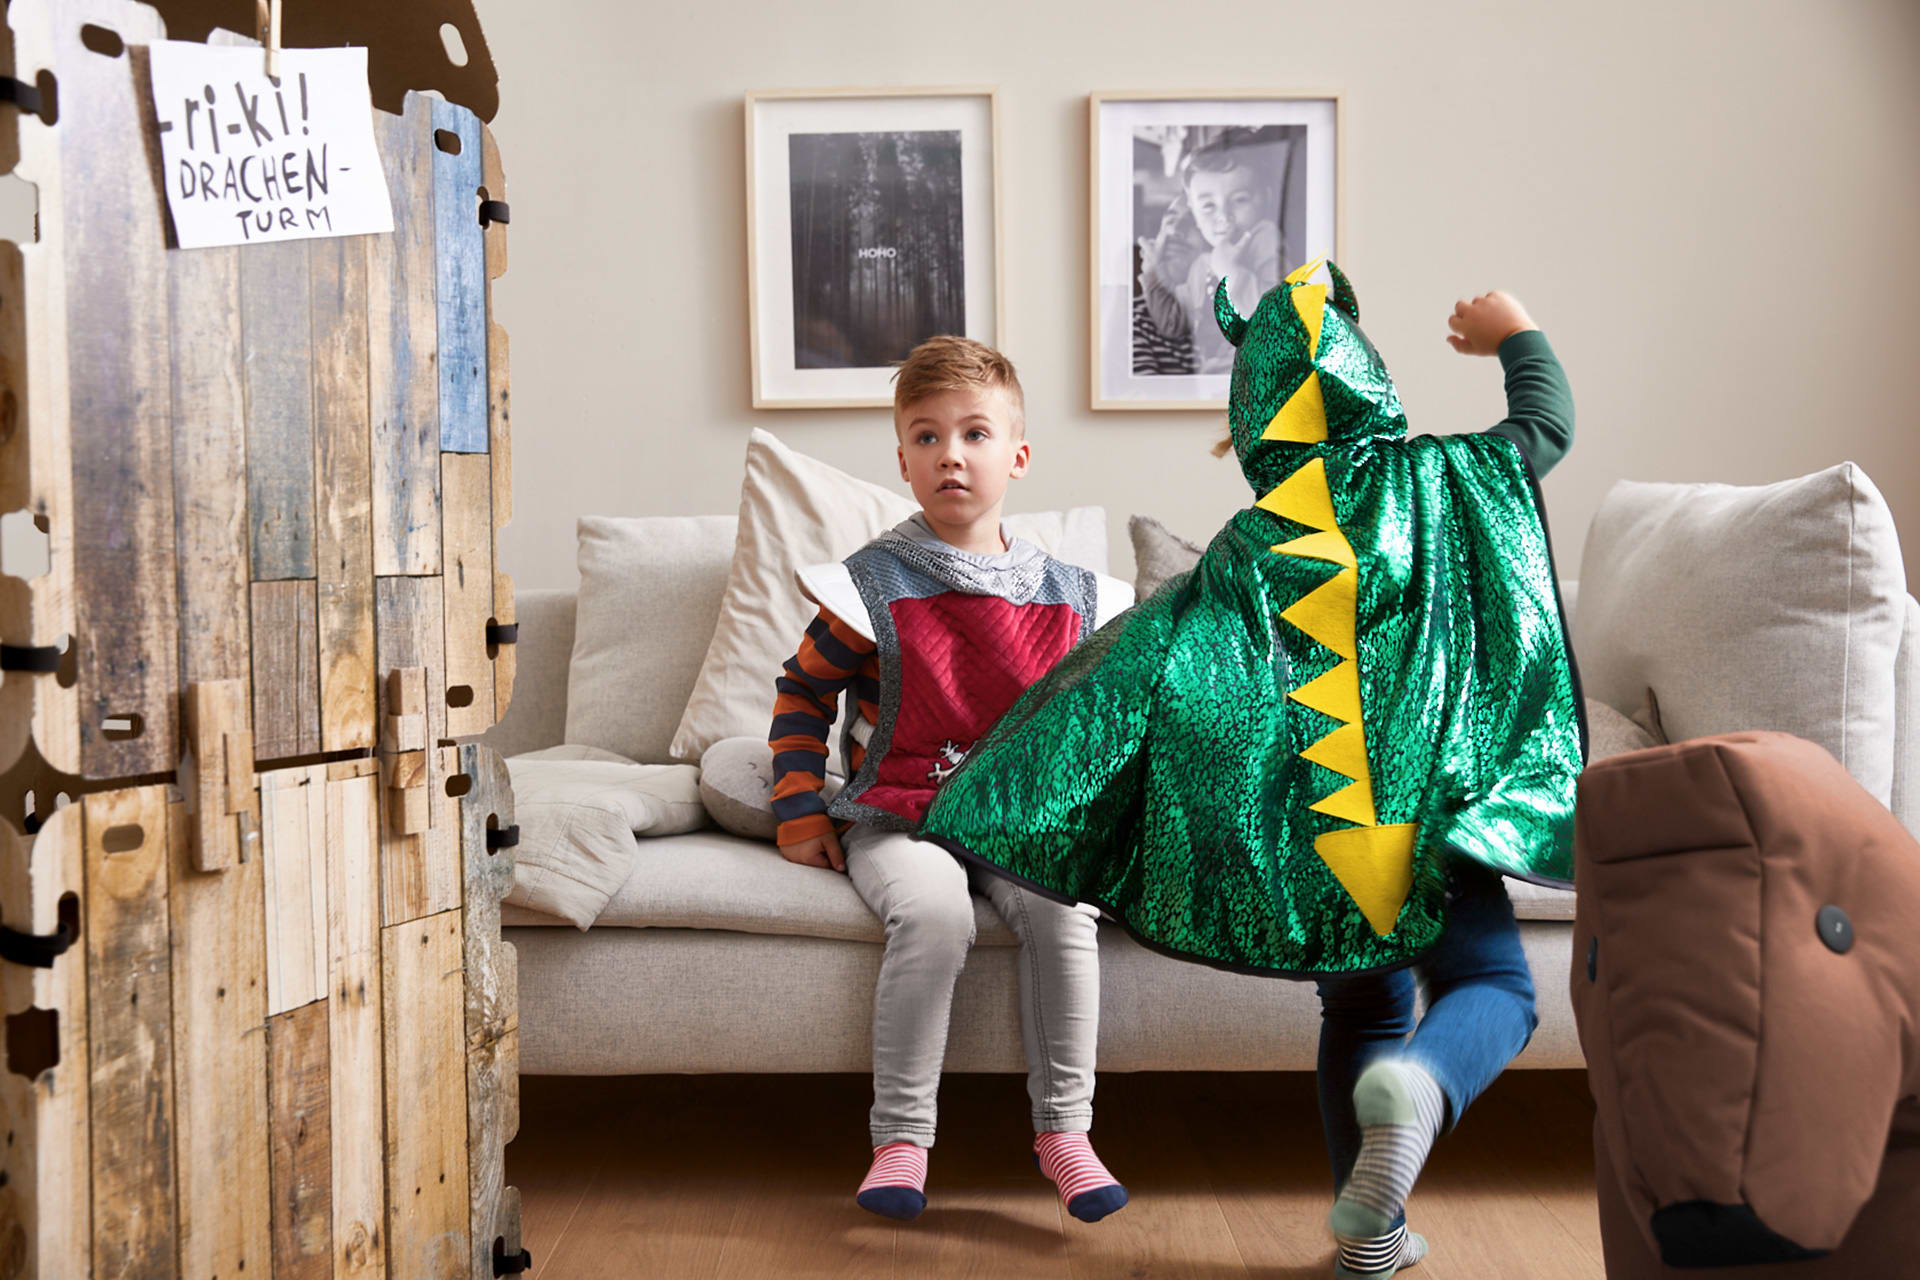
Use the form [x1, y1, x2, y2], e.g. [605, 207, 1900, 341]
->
[1313, 859, 1539, 1201]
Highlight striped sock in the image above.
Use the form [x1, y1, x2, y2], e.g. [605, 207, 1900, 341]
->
[1035, 1130, 1129, 1223]
[1328, 1059, 1447, 1239]
[1334, 1223, 1430, 1277]
[856, 1142, 928, 1220]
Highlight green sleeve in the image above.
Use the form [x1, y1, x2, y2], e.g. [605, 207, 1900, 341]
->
[1483, 328, 1574, 478]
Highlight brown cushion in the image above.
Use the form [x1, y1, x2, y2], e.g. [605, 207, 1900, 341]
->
[1572, 732, 1920, 1263]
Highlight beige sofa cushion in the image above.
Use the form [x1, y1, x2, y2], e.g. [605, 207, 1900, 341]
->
[498, 828, 1585, 933]
[565, 514, 737, 764]
[669, 427, 1109, 764]
[1574, 464, 1907, 806]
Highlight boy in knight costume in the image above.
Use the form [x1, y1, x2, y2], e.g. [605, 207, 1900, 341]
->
[918, 263, 1584, 1275]
[767, 337, 1135, 1222]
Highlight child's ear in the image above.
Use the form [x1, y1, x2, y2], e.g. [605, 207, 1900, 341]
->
[1009, 439, 1032, 478]
[898, 444, 909, 483]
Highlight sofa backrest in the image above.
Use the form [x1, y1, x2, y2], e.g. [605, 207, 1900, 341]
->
[483, 582, 1920, 842]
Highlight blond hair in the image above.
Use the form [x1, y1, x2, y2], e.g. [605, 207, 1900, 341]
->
[892, 336, 1026, 436]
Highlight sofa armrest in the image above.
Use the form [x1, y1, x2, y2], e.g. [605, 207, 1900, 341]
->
[1894, 594, 1920, 839]
[479, 588, 578, 758]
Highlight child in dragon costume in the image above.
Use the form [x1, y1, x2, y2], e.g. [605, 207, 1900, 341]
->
[918, 261, 1585, 1276]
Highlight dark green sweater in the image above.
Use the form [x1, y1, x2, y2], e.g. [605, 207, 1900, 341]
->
[1484, 328, 1574, 478]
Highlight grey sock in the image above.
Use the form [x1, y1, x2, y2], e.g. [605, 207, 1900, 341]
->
[1328, 1060, 1447, 1239]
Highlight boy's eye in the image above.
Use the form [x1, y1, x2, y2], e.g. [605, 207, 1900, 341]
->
[966, 429, 988, 442]
[916, 433, 936, 445]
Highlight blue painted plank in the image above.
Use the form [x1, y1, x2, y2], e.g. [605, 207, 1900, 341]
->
[433, 100, 488, 454]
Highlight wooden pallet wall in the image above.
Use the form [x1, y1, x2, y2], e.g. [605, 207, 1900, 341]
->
[0, 2, 524, 1276]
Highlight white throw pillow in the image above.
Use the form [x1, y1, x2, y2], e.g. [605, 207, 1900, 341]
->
[503, 751, 706, 929]
[1573, 463, 1906, 805]
[566, 514, 737, 764]
[669, 427, 1110, 763]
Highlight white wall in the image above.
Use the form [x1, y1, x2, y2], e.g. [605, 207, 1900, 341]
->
[473, 0, 1920, 593]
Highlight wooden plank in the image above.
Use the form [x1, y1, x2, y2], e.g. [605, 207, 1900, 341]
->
[481, 122, 511, 525]
[375, 575, 457, 925]
[168, 242, 253, 710]
[442, 453, 495, 737]
[327, 772, 390, 1279]
[0, 237, 38, 774]
[492, 572, 515, 724]
[2, 1, 79, 779]
[268, 1000, 334, 1280]
[459, 744, 522, 1279]
[167, 796, 273, 1280]
[382, 909, 471, 1278]
[261, 764, 328, 1016]
[433, 100, 487, 454]
[64, 15, 180, 778]
[0, 802, 90, 1279]
[251, 579, 321, 761]
[183, 678, 256, 872]
[241, 238, 317, 580]
[83, 785, 179, 1279]
[367, 97, 441, 577]
[312, 233, 377, 753]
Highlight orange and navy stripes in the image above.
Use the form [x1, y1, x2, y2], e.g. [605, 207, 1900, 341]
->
[770, 605, 881, 846]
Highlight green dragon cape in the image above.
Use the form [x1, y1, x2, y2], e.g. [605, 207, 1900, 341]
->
[918, 260, 1586, 975]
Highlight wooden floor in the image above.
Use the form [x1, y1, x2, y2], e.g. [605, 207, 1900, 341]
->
[507, 1070, 1605, 1280]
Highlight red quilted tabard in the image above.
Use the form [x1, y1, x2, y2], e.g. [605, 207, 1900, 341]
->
[860, 592, 1082, 823]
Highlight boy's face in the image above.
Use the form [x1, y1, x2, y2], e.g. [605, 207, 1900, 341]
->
[895, 386, 1030, 529]
[1186, 165, 1267, 248]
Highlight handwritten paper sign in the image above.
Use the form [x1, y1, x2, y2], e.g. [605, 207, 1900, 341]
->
[147, 42, 393, 249]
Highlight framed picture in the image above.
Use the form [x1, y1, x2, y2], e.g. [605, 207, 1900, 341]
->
[746, 87, 1003, 409]
[1089, 92, 1342, 411]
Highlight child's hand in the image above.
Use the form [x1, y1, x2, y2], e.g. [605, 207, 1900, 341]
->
[1137, 195, 1188, 286]
[1446, 291, 1537, 356]
[779, 832, 847, 873]
[1210, 227, 1263, 285]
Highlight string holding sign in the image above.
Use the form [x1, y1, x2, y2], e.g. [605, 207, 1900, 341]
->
[146, 41, 395, 250]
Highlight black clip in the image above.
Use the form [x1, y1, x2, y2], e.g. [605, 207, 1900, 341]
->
[0, 917, 77, 969]
[485, 622, 518, 647]
[0, 77, 43, 117]
[486, 824, 519, 851]
[493, 1246, 533, 1276]
[0, 643, 61, 673]
[479, 200, 510, 227]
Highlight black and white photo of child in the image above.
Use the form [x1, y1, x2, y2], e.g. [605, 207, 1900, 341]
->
[788, 130, 966, 370]
[1131, 124, 1306, 376]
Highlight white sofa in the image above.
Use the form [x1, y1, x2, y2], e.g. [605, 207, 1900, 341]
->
[484, 483, 1920, 1078]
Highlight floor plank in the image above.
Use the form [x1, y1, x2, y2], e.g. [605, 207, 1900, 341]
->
[510, 1072, 1606, 1280]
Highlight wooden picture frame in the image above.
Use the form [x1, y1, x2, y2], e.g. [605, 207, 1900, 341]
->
[1089, 91, 1344, 411]
[745, 86, 1003, 410]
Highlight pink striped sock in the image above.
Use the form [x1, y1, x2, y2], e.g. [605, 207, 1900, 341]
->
[1035, 1130, 1129, 1223]
[856, 1142, 928, 1220]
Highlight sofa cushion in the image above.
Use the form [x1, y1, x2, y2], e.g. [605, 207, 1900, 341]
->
[504, 751, 706, 929]
[497, 826, 1584, 934]
[1129, 514, 1205, 599]
[1574, 464, 1907, 806]
[669, 427, 1110, 765]
[566, 514, 737, 764]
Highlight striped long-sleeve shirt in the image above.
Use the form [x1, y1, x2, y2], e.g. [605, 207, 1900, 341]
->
[770, 606, 881, 846]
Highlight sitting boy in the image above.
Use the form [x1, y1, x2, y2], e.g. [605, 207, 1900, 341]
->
[768, 336, 1134, 1221]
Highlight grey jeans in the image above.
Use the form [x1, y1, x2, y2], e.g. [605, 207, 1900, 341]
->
[843, 822, 1101, 1148]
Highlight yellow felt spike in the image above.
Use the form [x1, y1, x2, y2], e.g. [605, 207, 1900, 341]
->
[1255, 456, 1338, 532]
[1310, 772, 1378, 828]
[1293, 283, 1328, 357]
[1315, 824, 1420, 937]
[1281, 567, 1356, 659]
[1286, 256, 1326, 286]
[1274, 530, 1355, 568]
[1288, 659, 1361, 724]
[1301, 721, 1369, 782]
[1262, 369, 1327, 443]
